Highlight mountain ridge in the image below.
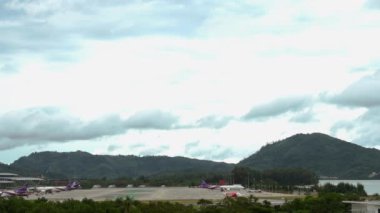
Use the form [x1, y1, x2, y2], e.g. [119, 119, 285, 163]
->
[2, 133, 380, 179]
[9, 151, 234, 179]
[238, 133, 380, 179]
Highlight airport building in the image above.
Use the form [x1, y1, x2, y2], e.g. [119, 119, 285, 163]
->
[0, 172, 43, 188]
[0, 173, 16, 184]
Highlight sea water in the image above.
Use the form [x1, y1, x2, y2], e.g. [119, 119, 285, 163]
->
[319, 180, 380, 195]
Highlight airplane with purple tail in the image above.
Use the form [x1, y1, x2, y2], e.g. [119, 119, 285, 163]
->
[0, 184, 30, 197]
[199, 180, 219, 190]
[66, 181, 81, 190]
[33, 181, 81, 194]
[199, 180, 245, 191]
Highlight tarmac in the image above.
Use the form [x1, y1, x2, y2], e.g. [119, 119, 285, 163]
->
[24, 187, 298, 203]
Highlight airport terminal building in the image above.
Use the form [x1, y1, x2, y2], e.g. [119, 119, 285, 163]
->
[0, 173, 43, 188]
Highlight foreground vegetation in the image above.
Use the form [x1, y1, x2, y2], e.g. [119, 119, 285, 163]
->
[317, 182, 366, 197]
[0, 193, 352, 213]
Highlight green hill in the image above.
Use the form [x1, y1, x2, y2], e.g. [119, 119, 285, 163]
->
[0, 162, 26, 175]
[0, 162, 14, 173]
[238, 133, 380, 179]
[4, 133, 380, 180]
[10, 151, 233, 179]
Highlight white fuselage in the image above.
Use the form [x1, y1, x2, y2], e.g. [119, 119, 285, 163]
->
[220, 184, 245, 191]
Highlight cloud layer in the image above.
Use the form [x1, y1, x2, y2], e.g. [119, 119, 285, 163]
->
[0, 107, 236, 150]
[243, 96, 312, 120]
[329, 71, 380, 108]
[0, 107, 125, 149]
[329, 71, 380, 146]
[184, 141, 236, 161]
[1, 0, 380, 163]
[0, 0, 216, 59]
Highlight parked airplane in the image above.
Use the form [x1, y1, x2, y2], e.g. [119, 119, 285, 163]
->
[199, 180, 246, 191]
[0, 185, 30, 197]
[32, 185, 66, 194]
[32, 181, 81, 194]
[199, 180, 219, 189]
[219, 184, 244, 191]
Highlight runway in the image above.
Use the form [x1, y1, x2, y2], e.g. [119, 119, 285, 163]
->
[24, 187, 298, 202]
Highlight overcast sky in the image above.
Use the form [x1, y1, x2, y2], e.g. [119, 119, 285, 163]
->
[1, 0, 380, 164]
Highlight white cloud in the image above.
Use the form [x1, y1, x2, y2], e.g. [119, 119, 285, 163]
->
[328, 71, 380, 108]
[243, 96, 312, 120]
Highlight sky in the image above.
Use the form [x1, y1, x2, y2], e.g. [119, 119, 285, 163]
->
[1, 0, 380, 164]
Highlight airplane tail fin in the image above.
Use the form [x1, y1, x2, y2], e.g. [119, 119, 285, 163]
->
[15, 184, 28, 192]
[199, 180, 209, 188]
[14, 184, 29, 195]
[71, 181, 80, 189]
[66, 181, 81, 190]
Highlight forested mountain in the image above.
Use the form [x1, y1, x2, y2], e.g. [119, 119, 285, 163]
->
[0, 162, 14, 173]
[238, 133, 380, 179]
[10, 151, 233, 179]
[3, 133, 380, 180]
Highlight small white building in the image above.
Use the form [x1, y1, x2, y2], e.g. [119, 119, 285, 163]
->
[343, 201, 380, 213]
[92, 184, 101, 189]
